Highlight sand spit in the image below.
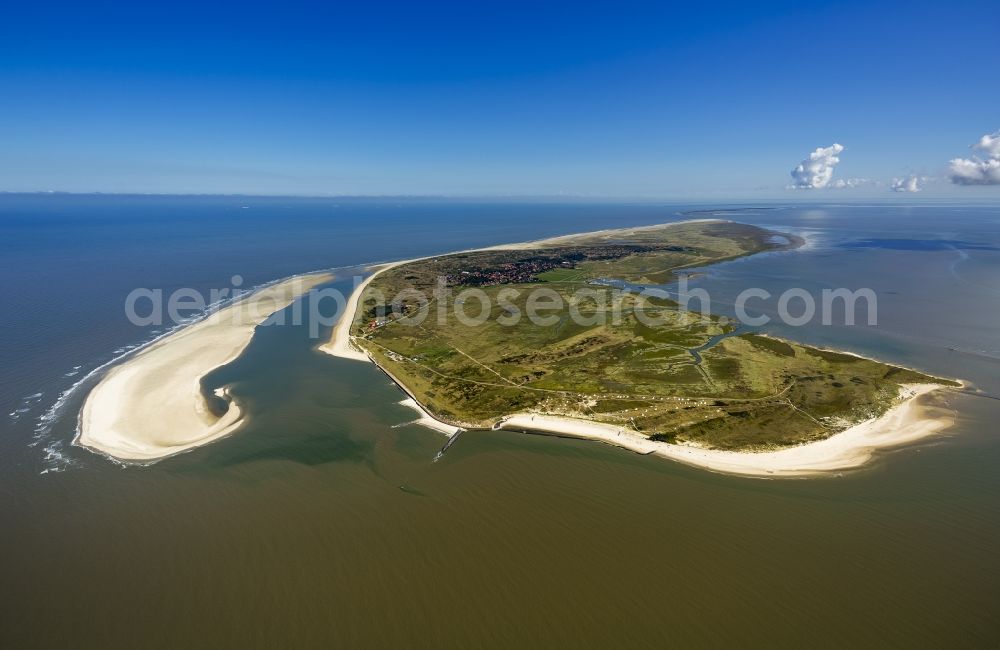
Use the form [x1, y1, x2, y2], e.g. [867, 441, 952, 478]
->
[318, 261, 410, 361]
[396, 398, 461, 436]
[78, 272, 333, 461]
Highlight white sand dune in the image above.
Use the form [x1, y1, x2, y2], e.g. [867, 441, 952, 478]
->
[78, 272, 333, 461]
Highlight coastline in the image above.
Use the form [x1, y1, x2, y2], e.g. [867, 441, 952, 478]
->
[319, 217, 731, 362]
[77, 272, 334, 461]
[317, 261, 411, 361]
[396, 398, 461, 436]
[320, 220, 958, 476]
[497, 383, 952, 477]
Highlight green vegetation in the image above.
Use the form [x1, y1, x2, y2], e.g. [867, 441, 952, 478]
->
[536, 267, 590, 282]
[350, 221, 952, 451]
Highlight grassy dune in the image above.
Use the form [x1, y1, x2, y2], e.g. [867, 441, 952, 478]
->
[350, 221, 953, 450]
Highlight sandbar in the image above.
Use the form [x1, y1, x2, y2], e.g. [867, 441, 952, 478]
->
[78, 272, 333, 461]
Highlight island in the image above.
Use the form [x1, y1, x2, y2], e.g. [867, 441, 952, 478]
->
[322, 219, 959, 476]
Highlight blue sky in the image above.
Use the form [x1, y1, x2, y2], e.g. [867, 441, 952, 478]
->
[1, 0, 998, 197]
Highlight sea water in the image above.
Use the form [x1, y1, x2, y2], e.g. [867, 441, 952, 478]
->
[0, 196, 997, 647]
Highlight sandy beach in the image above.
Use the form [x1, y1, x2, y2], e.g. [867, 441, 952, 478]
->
[319, 220, 957, 477]
[317, 261, 409, 361]
[396, 398, 461, 435]
[498, 384, 953, 477]
[78, 272, 333, 461]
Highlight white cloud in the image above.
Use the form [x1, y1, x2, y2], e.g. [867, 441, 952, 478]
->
[890, 175, 922, 192]
[789, 143, 844, 189]
[831, 177, 876, 189]
[974, 131, 1000, 157]
[948, 131, 1000, 186]
[949, 158, 1000, 185]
